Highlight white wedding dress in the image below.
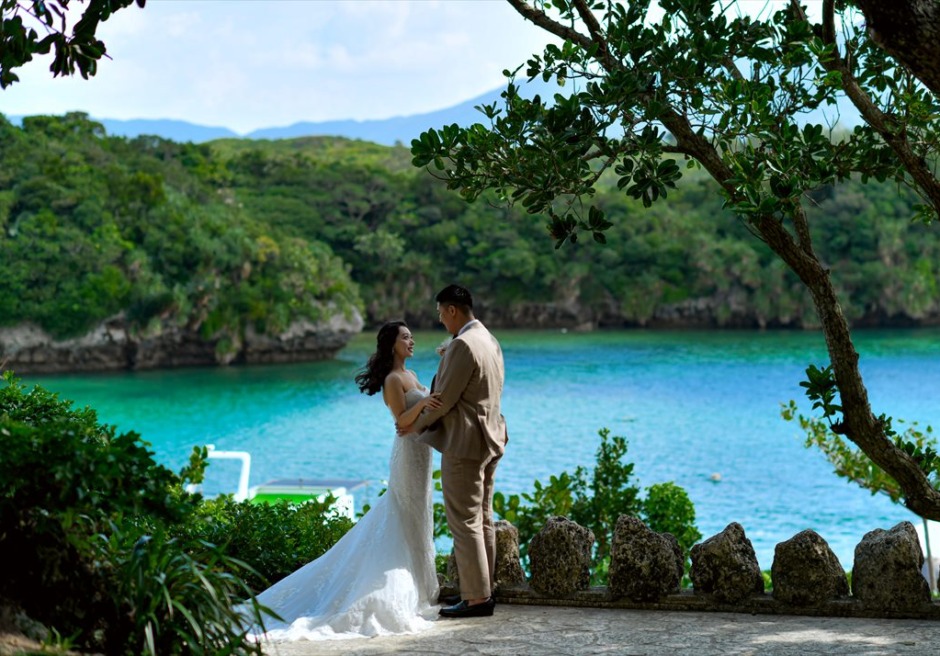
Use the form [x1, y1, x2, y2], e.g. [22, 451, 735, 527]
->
[250, 387, 439, 641]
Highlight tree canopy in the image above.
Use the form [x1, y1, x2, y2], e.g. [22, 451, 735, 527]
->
[3, 110, 939, 339]
[0, 112, 359, 349]
[411, 0, 940, 518]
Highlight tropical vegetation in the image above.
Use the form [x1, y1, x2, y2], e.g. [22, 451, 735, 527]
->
[0, 370, 355, 654]
[410, 0, 940, 519]
[0, 113, 359, 353]
[494, 428, 701, 585]
[3, 111, 940, 347]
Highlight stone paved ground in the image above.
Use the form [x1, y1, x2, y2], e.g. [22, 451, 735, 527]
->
[260, 605, 938, 656]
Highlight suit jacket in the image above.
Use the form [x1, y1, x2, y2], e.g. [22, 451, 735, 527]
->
[413, 322, 508, 460]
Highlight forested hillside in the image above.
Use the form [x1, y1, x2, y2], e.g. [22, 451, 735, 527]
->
[2, 112, 938, 350]
[211, 125, 940, 330]
[0, 113, 361, 371]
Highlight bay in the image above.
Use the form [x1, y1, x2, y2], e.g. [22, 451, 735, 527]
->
[21, 328, 940, 570]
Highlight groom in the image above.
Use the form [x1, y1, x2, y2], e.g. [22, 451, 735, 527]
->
[404, 284, 508, 618]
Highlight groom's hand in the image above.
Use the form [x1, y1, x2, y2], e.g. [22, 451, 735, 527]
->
[397, 422, 415, 436]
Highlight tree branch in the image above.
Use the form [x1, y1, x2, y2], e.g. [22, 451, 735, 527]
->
[854, 0, 940, 99]
[806, 0, 940, 216]
[571, 0, 617, 72]
[722, 57, 745, 83]
[506, 0, 592, 50]
[790, 202, 815, 255]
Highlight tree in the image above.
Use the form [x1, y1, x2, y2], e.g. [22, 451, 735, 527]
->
[411, 0, 940, 518]
[0, 0, 145, 89]
[854, 0, 940, 99]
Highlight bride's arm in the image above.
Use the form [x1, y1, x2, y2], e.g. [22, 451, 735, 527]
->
[394, 393, 441, 429]
[383, 373, 440, 430]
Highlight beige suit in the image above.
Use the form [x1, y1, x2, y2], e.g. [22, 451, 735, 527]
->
[413, 321, 508, 600]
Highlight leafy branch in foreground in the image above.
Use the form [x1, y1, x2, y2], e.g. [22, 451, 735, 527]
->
[412, 0, 940, 519]
[0, 0, 146, 88]
[795, 363, 940, 481]
[783, 399, 940, 503]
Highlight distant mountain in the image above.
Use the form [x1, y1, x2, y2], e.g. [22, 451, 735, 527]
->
[6, 114, 239, 142]
[95, 118, 239, 142]
[5, 79, 553, 145]
[6, 78, 862, 146]
[245, 81, 554, 145]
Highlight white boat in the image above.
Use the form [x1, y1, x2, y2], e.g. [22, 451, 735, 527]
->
[186, 445, 367, 520]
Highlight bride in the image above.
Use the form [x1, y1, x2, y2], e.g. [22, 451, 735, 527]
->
[250, 320, 443, 641]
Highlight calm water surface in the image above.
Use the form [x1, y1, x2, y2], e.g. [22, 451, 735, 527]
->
[23, 328, 940, 568]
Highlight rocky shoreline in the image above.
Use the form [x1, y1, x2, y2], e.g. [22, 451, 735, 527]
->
[6, 294, 940, 374]
[0, 310, 363, 374]
[404, 294, 940, 332]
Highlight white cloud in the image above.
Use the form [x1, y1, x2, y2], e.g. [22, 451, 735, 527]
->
[0, 1, 555, 133]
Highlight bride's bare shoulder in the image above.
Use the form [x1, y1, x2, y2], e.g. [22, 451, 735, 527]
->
[383, 370, 405, 389]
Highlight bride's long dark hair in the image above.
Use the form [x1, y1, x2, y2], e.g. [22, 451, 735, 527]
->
[355, 320, 407, 396]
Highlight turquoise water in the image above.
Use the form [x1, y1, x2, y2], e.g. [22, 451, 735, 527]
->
[22, 328, 940, 569]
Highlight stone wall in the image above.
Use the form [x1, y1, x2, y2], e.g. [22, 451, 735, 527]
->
[447, 518, 940, 620]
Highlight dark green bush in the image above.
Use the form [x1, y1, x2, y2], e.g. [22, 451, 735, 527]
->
[641, 482, 702, 556]
[0, 371, 269, 654]
[0, 372, 191, 638]
[102, 528, 266, 656]
[173, 496, 354, 593]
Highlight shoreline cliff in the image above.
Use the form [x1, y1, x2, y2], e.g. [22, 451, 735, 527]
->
[0, 310, 363, 374]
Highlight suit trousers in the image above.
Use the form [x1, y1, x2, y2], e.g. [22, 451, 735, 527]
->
[441, 451, 501, 600]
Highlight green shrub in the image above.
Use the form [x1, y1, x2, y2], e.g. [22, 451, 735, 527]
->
[568, 429, 642, 570]
[641, 482, 702, 554]
[493, 471, 578, 563]
[435, 553, 450, 577]
[173, 496, 354, 593]
[0, 372, 193, 638]
[0, 371, 268, 654]
[102, 528, 267, 656]
[494, 428, 701, 586]
[642, 481, 702, 586]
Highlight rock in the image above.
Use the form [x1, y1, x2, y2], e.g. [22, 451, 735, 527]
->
[0, 320, 129, 373]
[852, 521, 931, 611]
[494, 520, 526, 590]
[608, 515, 683, 601]
[690, 522, 764, 603]
[0, 603, 48, 643]
[771, 529, 848, 605]
[242, 311, 363, 364]
[528, 516, 594, 597]
[443, 522, 525, 595]
[0, 308, 363, 373]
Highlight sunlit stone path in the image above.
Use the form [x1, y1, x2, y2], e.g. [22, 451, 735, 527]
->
[260, 605, 938, 656]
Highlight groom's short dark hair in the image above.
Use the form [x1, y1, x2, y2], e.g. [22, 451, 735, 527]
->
[436, 284, 473, 311]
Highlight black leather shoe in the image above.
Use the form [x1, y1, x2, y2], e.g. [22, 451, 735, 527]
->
[439, 598, 495, 618]
[438, 593, 462, 605]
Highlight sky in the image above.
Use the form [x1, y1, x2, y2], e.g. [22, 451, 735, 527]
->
[0, 0, 563, 135]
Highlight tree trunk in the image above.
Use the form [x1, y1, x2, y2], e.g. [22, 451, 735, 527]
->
[855, 0, 940, 98]
[501, 0, 940, 520]
[757, 212, 940, 520]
